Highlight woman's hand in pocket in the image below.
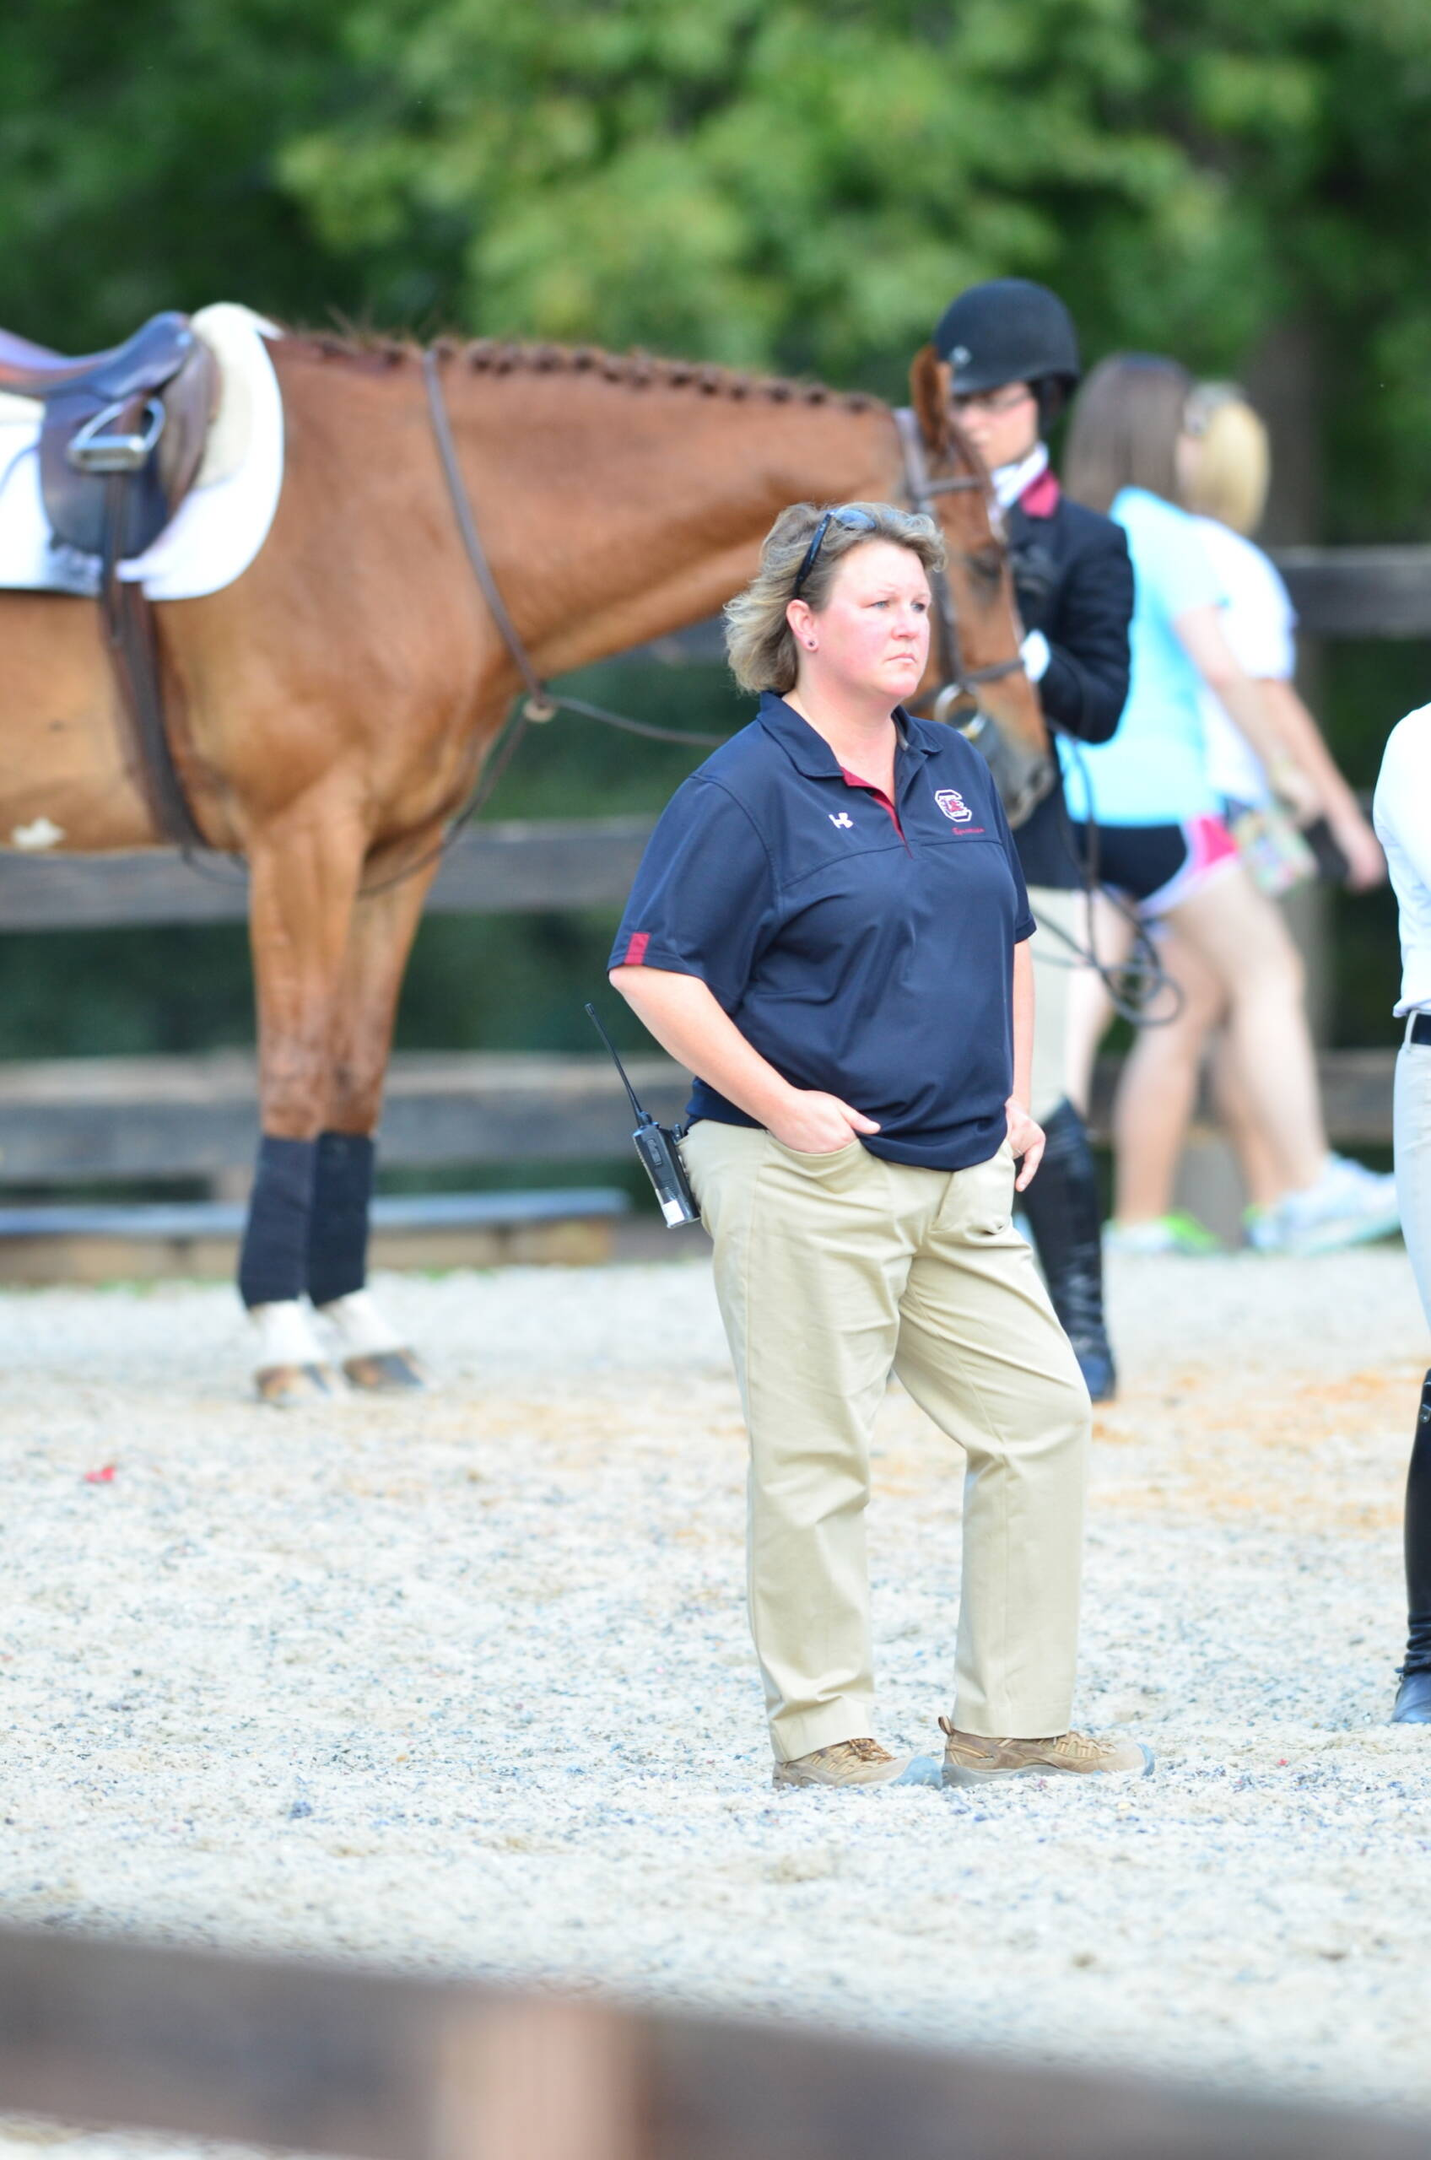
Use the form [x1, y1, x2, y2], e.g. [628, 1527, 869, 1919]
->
[767, 1089, 881, 1155]
[1005, 1097, 1045, 1190]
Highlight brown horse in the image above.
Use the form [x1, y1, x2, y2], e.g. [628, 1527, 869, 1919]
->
[0, 332, 1042, 1402]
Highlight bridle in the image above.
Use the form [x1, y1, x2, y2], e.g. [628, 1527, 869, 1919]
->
[417, 351, 1169, 1020]
[423, 351, 1026, 749]
[892, 406, 1026, 723]
[398, 355, 1033, 894]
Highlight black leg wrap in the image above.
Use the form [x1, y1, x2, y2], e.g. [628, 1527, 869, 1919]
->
[1020, 1098, 1116, 1402]
[307, 1131, 375, 1308]
[237, 1136, 319, 1310]
[1404, 1369, 1431, 1675]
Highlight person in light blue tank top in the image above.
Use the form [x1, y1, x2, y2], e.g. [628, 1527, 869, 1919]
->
[1052, 352, 1354, 1275]
[1060, 486, 1222, 827]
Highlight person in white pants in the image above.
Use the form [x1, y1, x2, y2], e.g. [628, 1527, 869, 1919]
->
[1372, 707, 1431, 1723]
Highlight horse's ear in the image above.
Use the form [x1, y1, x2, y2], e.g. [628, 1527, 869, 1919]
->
[910, 344, 953, 454]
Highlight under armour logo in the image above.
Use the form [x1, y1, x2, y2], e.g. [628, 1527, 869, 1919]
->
[829, 811, 854, 830]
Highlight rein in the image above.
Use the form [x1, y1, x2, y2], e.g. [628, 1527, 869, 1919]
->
[892, 407, 1026, 721]
[416, 353, 1172, 1023]
[421, 350, 726, 751]
[396, 356, 1030, 893]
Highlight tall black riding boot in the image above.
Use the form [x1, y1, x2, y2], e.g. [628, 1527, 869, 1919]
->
[1019, 1098, 1116, 1402]
[1393, 1369, 1431, 1724]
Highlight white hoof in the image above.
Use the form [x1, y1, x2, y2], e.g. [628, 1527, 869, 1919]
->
[255, 1361, 340, 1409]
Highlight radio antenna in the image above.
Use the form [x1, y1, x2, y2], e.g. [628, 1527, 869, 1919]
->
[585, 1002, 652, 1127]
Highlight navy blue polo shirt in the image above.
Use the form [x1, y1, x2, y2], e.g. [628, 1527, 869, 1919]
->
[608, 692, 1035, 1171]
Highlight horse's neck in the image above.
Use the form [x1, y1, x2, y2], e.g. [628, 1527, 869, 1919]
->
[448, 372, 902, 676]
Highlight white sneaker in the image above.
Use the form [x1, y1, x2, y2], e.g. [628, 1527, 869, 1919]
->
[1256, 1158, 1401, 1256]
[1327, 1151, 1398, 1202]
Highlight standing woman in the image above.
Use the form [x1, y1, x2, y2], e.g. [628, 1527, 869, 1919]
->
[609, 499, 1150, 1790]
[1104, 383, 1395, 1253]
[930, 280, 1133, 1400]
[1056, 355, 1344, 1240]
[1373, 707, 1431, 1724]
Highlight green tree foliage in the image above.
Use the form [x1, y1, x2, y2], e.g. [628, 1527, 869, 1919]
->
[5, 1, 1431, 533]
[270, 0, 1431, 538]
[1, 0, 1428, 1065]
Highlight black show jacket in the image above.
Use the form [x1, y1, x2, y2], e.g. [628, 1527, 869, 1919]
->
[1005, 475, 1133, 889]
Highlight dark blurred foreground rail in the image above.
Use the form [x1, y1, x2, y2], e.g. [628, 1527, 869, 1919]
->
[0, 1922, 1426, 2160]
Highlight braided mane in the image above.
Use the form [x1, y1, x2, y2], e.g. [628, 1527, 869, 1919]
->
[288, 327, 878, 413]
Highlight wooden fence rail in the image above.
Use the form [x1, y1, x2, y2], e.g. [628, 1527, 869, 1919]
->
[0, 1045, 1399, 1189]
[0, 818, 656, 934]
[630, 551, 1431, 651]
[0, 1922, 1426, 2160]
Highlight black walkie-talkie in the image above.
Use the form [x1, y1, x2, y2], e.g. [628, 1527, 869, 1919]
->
[585, 1002, 700, 1228]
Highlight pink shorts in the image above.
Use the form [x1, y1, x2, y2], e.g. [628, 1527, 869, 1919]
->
[1067, 813, 1240, 919]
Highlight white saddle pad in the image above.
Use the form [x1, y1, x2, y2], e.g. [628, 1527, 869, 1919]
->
[0, 302, 284, 601]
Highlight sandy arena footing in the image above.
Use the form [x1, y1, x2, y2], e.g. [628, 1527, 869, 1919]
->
[0, 1245, 1428, 2144]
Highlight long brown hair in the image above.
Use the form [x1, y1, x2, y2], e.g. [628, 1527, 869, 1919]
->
[1062, 354, 1192, 514]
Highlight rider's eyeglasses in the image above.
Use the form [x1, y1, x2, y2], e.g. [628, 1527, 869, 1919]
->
[950, 384, 1034, 417]
[791, 505, 879, 599]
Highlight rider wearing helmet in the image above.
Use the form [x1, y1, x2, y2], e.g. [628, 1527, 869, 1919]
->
[931, 279, 1133, 1399]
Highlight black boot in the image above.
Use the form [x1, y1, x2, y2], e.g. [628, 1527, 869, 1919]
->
[1020, 1099, 1116, 1402]
[1393, 1369, 1431, 1725]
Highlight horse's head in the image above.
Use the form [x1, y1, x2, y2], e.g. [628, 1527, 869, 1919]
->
[905, 345, 1048, 759]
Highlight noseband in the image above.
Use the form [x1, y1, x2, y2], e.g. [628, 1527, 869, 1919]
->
[893, 407, 1025, 722]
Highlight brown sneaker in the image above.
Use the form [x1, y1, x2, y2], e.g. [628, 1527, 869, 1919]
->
[938, 1718, 1153, 1786]
[773, 1737, 940, 1790]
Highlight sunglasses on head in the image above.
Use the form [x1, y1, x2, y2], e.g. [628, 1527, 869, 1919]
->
[791, 505, 879, 599]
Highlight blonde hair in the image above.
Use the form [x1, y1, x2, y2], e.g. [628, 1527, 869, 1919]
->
[723, 500, 945, 695]
[1182, 383, 1270, 536]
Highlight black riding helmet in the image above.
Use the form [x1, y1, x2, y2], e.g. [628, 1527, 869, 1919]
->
[932, 278, 1081, 423]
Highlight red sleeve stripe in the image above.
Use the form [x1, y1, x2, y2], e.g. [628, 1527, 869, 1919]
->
[623, 931, 651, 965]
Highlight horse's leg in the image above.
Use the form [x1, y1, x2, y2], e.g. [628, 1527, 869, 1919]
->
[240, 802, 368, 1406]
[307, 842, 445, 1391]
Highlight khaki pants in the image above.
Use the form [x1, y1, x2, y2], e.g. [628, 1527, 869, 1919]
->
[681, 1120, 1091, 1761]
[1028, 885, 1088, 1124]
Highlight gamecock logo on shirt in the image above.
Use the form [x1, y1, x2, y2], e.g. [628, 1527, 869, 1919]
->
[935, 789, 973, 823]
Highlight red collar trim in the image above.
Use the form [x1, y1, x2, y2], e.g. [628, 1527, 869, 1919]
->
[1019, 468, 1061, 518]
[840, 766, 904, 840]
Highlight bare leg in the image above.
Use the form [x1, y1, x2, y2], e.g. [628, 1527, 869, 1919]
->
[311, 834, 444, 1390]
[1209, 1025, 1285, 1210]
[1158, 863, 1326, 1193]
[1111, 923, 1227, 1223]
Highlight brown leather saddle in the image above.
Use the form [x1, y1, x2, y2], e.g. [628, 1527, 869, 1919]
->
[0, 311, 219, 848]
[0, 310, 216, 568]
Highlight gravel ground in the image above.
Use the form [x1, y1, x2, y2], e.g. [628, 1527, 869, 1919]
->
[0, 1244, 1430, 2140]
